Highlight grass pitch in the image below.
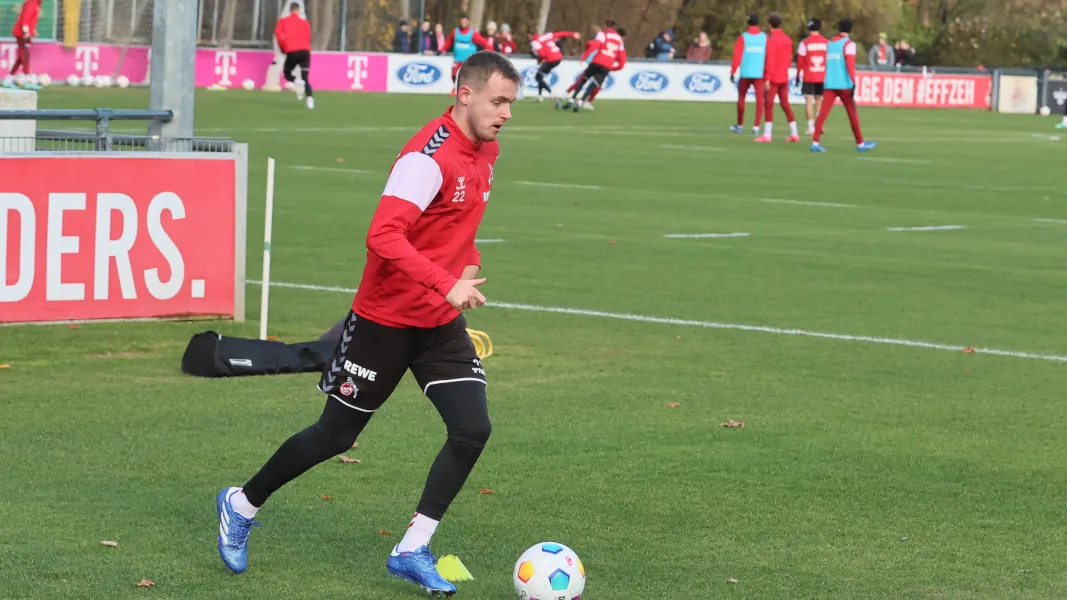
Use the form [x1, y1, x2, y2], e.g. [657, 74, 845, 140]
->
[2, 87, 1067, 599]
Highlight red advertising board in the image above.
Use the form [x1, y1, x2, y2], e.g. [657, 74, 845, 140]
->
[853, 72, 992, 109]
[2, 156, 240, 323]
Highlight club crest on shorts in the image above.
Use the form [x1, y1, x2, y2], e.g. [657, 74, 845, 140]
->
[339, 380, 357, 397]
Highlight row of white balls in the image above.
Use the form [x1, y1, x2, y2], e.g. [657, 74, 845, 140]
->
[1, 73, 132, 87]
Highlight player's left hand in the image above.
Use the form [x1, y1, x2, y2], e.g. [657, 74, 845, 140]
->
[765, 80, 771, 90]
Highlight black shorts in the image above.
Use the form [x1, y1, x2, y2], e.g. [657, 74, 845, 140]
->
[317, 312, 486, 412]
[283, 50, 311, 74]
[802, 82, 824, 96]
[538, 60, 561, 75]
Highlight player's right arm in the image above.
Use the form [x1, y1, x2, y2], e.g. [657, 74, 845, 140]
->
[365, 152, 483, 311]
[730, 35, 745, 77]
[274, 19, 286, 52]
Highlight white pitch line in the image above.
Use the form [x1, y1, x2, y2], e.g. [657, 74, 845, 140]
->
[1034, 218, 1067, 224]
[288, 165, 371, 174]
[858, 157, 932, 165]
[887, 225, 966, 232]
[475, 238, 505, 243]
[761, 198, 855, 208]
[664, 232, 751, 239]
[661, 144, 726, 152]
[246, 279, 1067, 364]
[515, 181, 602, 190]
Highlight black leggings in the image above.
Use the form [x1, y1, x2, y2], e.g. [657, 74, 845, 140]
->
[282, 50, 313, 97]
[242, 380, 490, 521]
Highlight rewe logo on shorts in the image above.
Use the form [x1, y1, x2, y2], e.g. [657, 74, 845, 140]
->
[630, 70, 669, 93]
[521, 66, 558, 90]
[344, 360, 377, 381]
[683, 72, 722, 95]
[398, 62, 441, 86]
[213, 50, 238, 86]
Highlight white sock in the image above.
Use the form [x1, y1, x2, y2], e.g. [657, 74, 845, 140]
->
[230, 488, 259, 519]
[789, 121, 798, 136]
[807, 119, 815, 132]
[752, 125, 760, 135]
[397, 512, 439, 552]
[1062, 115, 1067, 125]
[764, 122, 773, 136]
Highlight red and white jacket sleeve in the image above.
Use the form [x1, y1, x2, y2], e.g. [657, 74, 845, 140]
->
[844, 40, 858, 85]
[365, 152, 458, 297]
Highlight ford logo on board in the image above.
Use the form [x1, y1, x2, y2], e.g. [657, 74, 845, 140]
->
[520, 66, 558, 90]
[683, 72, 722, 95]
[397, 62, 442, 86]
[630, 70, 669, 93]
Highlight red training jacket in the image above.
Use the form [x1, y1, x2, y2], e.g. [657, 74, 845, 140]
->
[796, 33, 829, 83]
[353, 107, 497, 329]
[275, 13, 311, 53]
[586, 28, 626, 71]
[12, 0, 40, 38]
[763, 29, 793, 84]
[534, 31, 578, 63]
[730, 26, 763, 76]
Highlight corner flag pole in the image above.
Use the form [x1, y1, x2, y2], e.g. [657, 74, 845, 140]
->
[259, 157, 276, 340]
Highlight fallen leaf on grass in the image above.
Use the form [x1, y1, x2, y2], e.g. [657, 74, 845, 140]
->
[720, 420, 745, 428]
[962, 347, 976, 354]
[667, 402, 681, 408]
[136, 580, 155, 588]
[284, 396, 291, 400]
[338, 455, 361, 464]
[352, 441, 359, 448]
[726, 577, 739, 584]
[320, 494, 333, 502]
[379, 529, 393, 536]
[100, 540, 119, 548]
[608, 240, 617, 245]
[479, 488, 495, 495]
[68, 324, 79, 329]
[0, 364, 10, 369]
[336, 158, 346, 163]
[963, 370, 972, 374]
[1019, 569, 1032, 574]
[267, 335, 279, 342]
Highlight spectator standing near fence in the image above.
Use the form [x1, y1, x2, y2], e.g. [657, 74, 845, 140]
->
[393, 20, 412, 54]
[686, 32, 712, 61]
[869, 33, 895, 68]
[416, 20, 437, 54]
[497, 24, 517, 55]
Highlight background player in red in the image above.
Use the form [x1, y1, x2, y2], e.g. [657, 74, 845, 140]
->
[560, 20, 625, 112]
[440, 14, 493, 88]
[729, 13, 767, 135]
[811, 19, 877, 152]
[529, 28, 580, 101]
[214, 51, 522, 596]
[796, 19, 828, 135]
[8, 0, 41, 83]
[755, 13, 800, 143]
[274, 2, 314, 109]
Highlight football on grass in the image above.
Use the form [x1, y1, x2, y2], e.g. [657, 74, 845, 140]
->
[513, 542, 585, 599]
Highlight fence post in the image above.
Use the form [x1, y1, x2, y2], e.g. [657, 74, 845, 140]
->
[148, 0, 197, 148]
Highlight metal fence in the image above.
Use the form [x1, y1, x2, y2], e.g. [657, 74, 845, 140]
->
[0, 108, 235, 153]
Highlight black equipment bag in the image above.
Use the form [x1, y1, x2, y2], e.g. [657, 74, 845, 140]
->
[181, 331, 336, 378]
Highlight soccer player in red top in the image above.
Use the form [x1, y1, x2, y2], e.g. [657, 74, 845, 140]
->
[274, 2, 314, 109]
[215, 51, 521, 597]
[755, 13, 799, 143]
[729, 13, 766, 135]
[529, 29, 580, 100]
[439, 15, 493, 86]
[811, 19, 876, 152]
[9, 0, 41, 81]
[796, 19, 828, 134]
[564, 25, 603, 106]
[561, 19, 626, 112]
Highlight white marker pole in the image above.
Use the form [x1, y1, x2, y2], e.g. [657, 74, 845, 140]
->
[259, 157, 276, 340]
